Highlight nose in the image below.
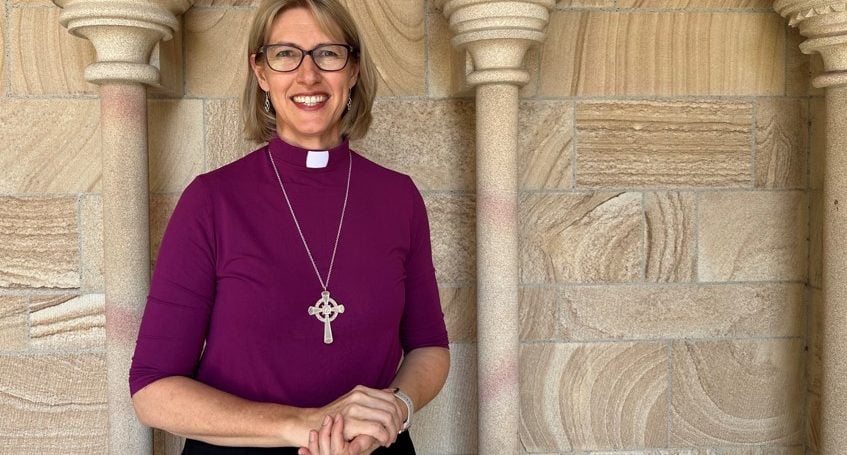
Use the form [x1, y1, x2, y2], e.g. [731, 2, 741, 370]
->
[296, 54, 321, 84]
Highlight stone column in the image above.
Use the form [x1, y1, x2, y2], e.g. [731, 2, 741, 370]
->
[774, 1, 847, 452]
[51, 1, 191, 452]
[442, 1, 553, 453]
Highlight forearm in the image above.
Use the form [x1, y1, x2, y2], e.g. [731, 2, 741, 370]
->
[390, 346, 450, 420]
[132, 376, 316, 448]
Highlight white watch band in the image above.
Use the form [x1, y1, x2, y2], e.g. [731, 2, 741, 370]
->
[393, 389, 413, 432]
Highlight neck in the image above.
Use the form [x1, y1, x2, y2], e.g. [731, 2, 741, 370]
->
[277, 133, 343, 151]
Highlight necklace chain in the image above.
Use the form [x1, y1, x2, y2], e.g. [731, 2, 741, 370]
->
[267, 148, 352, 291]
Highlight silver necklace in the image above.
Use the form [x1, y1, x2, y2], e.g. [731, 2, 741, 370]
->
[267, 147, 352, 344]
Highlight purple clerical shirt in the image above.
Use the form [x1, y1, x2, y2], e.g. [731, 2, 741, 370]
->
[129, 138, 449, 408]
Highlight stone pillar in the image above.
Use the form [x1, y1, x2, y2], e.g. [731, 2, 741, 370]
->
[51, 1, 190, 452]
[442, 1, 553, 453]
[774, 1, 847, 452]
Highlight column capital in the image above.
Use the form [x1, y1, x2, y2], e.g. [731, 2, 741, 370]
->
[52, 0, 192, 86]
[442, 0, 555, 87]
[775, 0, 847, 87]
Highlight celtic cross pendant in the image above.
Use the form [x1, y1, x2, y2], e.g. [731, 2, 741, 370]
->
[307, 290, 345, 344]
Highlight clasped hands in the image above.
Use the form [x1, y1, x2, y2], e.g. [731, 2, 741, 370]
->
[297, 385, 406, 455]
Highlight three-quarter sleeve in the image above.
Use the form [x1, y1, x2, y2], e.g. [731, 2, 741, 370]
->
[399, 177, 449, 352]
[129, 176, 217, 396]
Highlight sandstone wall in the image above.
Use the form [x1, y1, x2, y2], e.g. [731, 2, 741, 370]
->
[0, 0, 822, 454]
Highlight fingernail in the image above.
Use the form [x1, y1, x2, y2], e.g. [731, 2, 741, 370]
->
[322, 415, 331, 426]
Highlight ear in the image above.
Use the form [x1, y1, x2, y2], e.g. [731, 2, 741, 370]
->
[250, 54, 271, 92]
[348, 62, 359, 90]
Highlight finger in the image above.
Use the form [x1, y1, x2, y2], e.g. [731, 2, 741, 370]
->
[343, 405, 398, 444]
[306, 429, 319, 455]
[319, 415, 332, 455]
[331, 414, 346, 453]
[340, 418, 391, 447]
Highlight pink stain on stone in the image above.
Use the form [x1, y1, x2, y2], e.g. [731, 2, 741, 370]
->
[476, 189, 519, 225]
[479, 356, 519, 404]
[105, 302, 144, 344]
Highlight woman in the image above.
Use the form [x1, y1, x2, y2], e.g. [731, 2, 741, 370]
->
[128, 1, 450, 453]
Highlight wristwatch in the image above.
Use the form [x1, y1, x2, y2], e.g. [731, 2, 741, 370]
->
[393, 388, 414, 432]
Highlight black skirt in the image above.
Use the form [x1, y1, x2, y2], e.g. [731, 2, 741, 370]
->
[181, 431, 415, 454]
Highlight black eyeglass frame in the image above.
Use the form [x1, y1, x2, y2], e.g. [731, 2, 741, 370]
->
[256, 43, 359, 73]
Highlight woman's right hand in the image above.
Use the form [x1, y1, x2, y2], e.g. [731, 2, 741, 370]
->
[298, 414, 379, 455]
[307, 385, 404, 447]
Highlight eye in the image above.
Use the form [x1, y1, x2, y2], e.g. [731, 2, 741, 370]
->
[316, 48, 341, 58]
[275, 48, 297, 58]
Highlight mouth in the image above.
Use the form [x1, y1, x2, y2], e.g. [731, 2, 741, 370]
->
[291, 94, 328, 107]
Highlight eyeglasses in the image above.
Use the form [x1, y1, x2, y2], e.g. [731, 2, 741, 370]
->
[257, 43, 356, 73]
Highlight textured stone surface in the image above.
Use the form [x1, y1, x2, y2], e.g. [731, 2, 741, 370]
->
[427, 11, 472, 97]
[150, 195, 180, 268]
[0, 297, 28, 351]
[520, 192, 642, 284]
[0, 354, 107, 453]
[808, 288, 821, 395]
[540, 12, 784, 96]
[29, 294, 105, 349]
[10, 7, 96, 95]
[809, 97, 825, 191]
[755, 99, 808, 189]
[0, 99, 100, 193]
[353, 99, 475, 192]
[698, 191, 807, 282]
[184, 8, 253, 97]
[785, 27, 814, 97]
[670, 340, 803, 445]
[0, 8, 6, 96]
[0, 197, 79, 288]
[520, 342, 667, 450]
[808, 392, 820, 453]
[342, 0, 425, 96]
[557, 283, 803, 340]
[412, 343, 477, 454]
[424, 193, 475, 285]
[809, 191, 823, 289]
[558, 0, 614, 7]
[519, 287, 558, 341]
[80, 195, 104, 292]
[148, 100, 205, 193]
[618, 0, 771, 6]
[439, 287, 475, 342]
[192, 0, 258, 6]
[205, 98, 261, 172]
[519, 101, 573, 190]
[575, 100, 753, 188]
[644, 192, 695, 282]
[570, 450, 803, 455]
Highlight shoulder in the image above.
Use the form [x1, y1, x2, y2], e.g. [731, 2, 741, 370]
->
[350, 148, 419, 196]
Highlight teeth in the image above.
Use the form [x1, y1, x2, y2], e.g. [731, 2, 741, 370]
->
[292, 95, 327, 106]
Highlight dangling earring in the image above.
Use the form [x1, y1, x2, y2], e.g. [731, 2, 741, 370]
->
[264, 92, 272, 113]
[346, 95, 352, 111]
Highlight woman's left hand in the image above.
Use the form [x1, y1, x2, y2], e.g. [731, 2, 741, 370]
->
[298, 414, 380, 455]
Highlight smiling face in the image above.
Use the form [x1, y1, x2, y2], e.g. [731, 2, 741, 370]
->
[250, 7, 358, 150]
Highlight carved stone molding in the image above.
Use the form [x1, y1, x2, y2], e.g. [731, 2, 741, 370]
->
[52, 0, 190, 86]
[443, 0, 555, 86]
[775, 0, 847, 87]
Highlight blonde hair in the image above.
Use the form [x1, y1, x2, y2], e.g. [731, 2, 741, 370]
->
[242, 0, 377, 143]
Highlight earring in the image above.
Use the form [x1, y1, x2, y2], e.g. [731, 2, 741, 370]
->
[347, 95, 352, 111]
[264, 92, 272, 113]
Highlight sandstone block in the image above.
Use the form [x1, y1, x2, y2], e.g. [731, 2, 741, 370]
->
[808, 391, 820, 453]
[785, 27, 817, 97]
[185, 8, 253, 97]
[424, 193, 475, 285]
[810, 98, 825, 191]
[558, 0, 614, 7]
[520, 192, 642, 284]
[341, 0, 425, 96]
[412, 343, 477, 454]
[540, 12, 784, 96]
[0, 9, 6, 96]
[192, 0, 258, 5]
[80, 195, 104, 292]
[427, 11, 472, 98]
[30, 294, 105, 349]
[618, 0, 771, 6]
[150, 195, 180, 269]
[0, 99, 100, 193]
[0, 354, 107, 453]
[807, 288, 821, 395]
[205, 98, 262, 172]
[644, 192, 695, 282]
[0, 296, 28, 351]
[10, 7, 96, 95]
[809, 191, 823, 289]
[354, 99, 475, 191]
[520, 342, 668, 450]
[439, 286, 475, 342]
[519, 287, 559, 341]
[756, 99, 807, 189]
[558, 283, 803, 340]
[670, 340, 803, 445]
[519, 101, 574, 190]
[0, 197, 79, 288]
[698, 191, 807, 282]
[575, 100, 753, 188]
[149, 99, 205, 193]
